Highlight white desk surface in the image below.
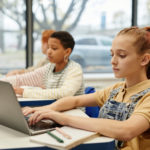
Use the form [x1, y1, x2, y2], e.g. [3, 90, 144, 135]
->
[0, 125, 42, 149]
[0, 125, 114, 149]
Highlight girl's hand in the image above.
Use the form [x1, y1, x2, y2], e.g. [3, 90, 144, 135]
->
[22, 106, 46, 116]
[28, 109, 65, 126]
[22, 106, 35, 116]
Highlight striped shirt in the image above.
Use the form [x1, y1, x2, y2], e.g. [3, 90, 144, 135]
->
[3, 60, 84, 99]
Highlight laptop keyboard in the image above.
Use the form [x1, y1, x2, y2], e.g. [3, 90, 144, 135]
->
[25, 114, 61, 131]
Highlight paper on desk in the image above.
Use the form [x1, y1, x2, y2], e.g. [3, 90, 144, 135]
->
[62, 109, 89, 117]
[30, 109, 98, 150]
[30, 126, 98, 150]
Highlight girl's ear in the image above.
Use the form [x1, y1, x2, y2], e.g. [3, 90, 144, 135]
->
[141, 53, 150, 66]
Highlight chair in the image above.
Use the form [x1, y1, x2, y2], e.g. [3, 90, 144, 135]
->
[85, 87, 100, 118]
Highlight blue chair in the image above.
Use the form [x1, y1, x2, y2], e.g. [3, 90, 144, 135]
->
[85, 87, 100, 118]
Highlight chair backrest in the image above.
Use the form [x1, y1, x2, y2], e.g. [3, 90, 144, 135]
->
[85, 87, 100, 118]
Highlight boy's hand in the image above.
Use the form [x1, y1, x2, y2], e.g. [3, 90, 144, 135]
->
[13, 87, 24, 95]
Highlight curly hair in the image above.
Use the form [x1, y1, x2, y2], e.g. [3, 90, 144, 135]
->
[50, 31, 75, 52]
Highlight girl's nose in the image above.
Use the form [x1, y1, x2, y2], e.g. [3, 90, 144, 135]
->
[111, 55, 117, 65]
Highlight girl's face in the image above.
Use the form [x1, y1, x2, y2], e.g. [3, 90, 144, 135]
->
[111, 35, 143, 79]
[47, 38, 69, 64]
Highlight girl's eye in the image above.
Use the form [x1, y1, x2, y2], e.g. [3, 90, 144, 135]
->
[119, 55, 126, 58]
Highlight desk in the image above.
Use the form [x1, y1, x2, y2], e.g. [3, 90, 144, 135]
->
[0, 125, 115, 150]
[18, 98, 56, 107]
[2, 99, 114, 150]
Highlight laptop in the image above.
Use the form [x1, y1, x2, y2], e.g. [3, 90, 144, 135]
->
[0, 81, 61, 135]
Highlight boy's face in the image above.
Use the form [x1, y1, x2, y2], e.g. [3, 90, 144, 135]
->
[110, 35, 143, 79]
[47, 37, 68, 64]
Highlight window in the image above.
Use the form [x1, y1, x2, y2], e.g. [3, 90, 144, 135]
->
[76, 38, 97, 45]
[138, 0, 150, 26]
[33, 0, 132, 73]
[0, 0, 26, 74]
[0, 0, 140, 74]
[100, 38, 112, 46]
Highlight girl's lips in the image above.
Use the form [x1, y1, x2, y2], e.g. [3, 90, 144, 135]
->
[113, 68, 119, 71]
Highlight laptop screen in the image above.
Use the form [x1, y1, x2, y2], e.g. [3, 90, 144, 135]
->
[0, 81, 61, 135]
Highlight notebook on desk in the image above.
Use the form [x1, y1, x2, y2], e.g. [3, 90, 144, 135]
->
[0, 81, 61, 135]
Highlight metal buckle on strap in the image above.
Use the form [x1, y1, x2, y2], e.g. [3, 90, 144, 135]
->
[115, 140, 124, 150]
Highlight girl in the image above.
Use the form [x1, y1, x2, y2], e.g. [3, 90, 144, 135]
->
[2, 31, 84, 99]
[23, 26, 150, 150]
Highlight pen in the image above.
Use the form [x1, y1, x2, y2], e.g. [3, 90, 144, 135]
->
[47, 131, 64, 143]
[55, 127, 72, 139]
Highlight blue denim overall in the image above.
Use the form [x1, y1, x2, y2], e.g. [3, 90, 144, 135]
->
[99, 87, 150, 149]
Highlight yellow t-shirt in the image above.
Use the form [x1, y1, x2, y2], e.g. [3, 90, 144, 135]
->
[95, 80, 150, 150]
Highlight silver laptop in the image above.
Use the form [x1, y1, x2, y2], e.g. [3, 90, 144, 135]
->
[0, 81, 61, 135]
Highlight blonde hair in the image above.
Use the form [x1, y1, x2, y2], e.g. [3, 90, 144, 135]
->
[117, 26, 150, 54]
[117, 26, 150, 78]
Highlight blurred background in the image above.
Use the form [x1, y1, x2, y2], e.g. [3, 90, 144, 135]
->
[0, 0, 149, 89]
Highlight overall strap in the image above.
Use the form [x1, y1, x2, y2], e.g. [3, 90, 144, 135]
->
[98, 86, 122, 119]
[108, 86, 122, 100]
[130, 88, 150, 102]
[99, 87, 150, 149]
[126, 88, 150, 119]
[116, 87, 150, 149]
